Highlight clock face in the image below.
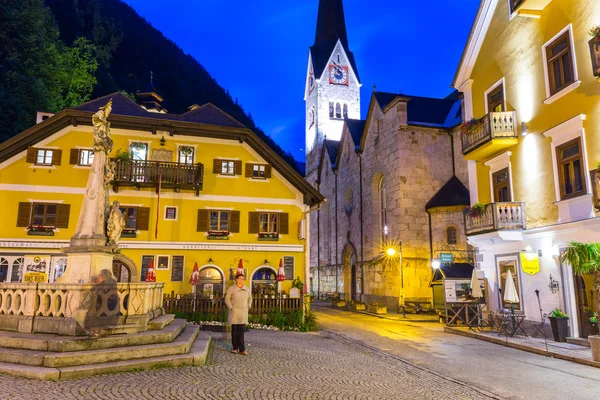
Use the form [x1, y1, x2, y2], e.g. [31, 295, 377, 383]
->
[329, 64, 349, 85]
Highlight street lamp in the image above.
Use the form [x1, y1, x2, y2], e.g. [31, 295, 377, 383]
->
[431, 259, 441, 269]
[386, 245, 405, 317]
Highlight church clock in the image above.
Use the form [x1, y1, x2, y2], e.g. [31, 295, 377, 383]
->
[329, 64, 349, 85]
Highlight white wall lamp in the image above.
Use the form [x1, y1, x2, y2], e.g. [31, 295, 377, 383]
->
[521, 122, 529, 136]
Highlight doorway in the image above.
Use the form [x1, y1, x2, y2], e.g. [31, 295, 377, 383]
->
[574, 272, 596, 338]
[342, 245, 360, 301]
[112, 259, 131, 283]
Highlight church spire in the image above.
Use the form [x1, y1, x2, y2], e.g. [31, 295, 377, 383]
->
[314, 0, 348, 47]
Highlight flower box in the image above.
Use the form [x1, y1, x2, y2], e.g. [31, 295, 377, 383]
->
[367, 305, 387, 314]
[331, 300, 346, 308]
[258, 232, 279, 241]
[27, 226, 55, 236]
[208, 231, 230, 240]
[347, 302, 366, 311]
[589, 37, 600, 77]
[121, 230, 137, 238]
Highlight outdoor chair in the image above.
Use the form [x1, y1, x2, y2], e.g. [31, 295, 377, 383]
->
[532, 314, 547, 339]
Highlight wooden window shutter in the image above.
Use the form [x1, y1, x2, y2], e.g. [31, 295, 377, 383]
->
[52, 149, 62, 166]
[56, 204, 71, 228]
[197, 210, 209, 232]
[16, 202, 32, 227]
[279, 213, 289, 234]
[265, 165, 272, 179]
[212, 159, 221, 174]
[245, 163, 253, 178]
[230, 211, 240, 233]
[248, 212, 259, 234]
[26, 147, 37, 164]
[234, 160, 242, 175]
[136, 207, 150, 230]
[69, 149, 79, 165]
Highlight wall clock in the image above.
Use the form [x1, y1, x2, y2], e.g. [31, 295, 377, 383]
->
[329, 64, 349, 85]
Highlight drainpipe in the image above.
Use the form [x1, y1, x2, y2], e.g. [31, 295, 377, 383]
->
[335, 170, 339, 295]
[358, 153, 364, 302]
[426, 208, 434, 308]
[447, 130, 456, 177]
[317, 183, 321, 299]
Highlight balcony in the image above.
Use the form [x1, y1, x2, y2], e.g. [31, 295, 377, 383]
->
[465, 202, 526, 236]
[461, 111, 518, 161]
[111, 159, 204, 195]
[510, 0, 552, 18]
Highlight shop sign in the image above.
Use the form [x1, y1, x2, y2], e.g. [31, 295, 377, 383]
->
[440, 253, 453, 263]
[520, 252, 540, 276]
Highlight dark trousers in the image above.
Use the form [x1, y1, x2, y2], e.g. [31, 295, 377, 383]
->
[231, 324, 245, 351]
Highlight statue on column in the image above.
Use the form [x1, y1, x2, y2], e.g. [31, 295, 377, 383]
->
[92, 100, 114, 154]
[107, 201, 125, 249]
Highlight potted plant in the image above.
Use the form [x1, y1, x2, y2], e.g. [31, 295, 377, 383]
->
[548, 308, 569, 342]
[560, 241, 600, 359]
[590, 313, 598, 333]
[590, 26, 600, 77]
[367, 302, 387, 315]
[115, 148, 132, 161]
[331, 294, 346, 308]
[179, 145, 194, 156]
[460, 118, 479, 135]
[465, 202, 487, 219]
[347, 300, 366, 311]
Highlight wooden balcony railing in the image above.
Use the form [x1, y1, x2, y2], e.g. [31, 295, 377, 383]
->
[111, 159, 204, 195]
[465, 202, 526, 236]
[461, 111, 518, 155]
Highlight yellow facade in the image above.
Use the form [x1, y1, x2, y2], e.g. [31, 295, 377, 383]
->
[455, 0, 600, 227]
[0, 99, 321, 297]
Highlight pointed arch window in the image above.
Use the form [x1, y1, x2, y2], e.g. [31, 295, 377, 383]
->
[379, 177, 388, 243]
[329, 102, 334, 118]
[309, 108, 315, 128]
[343, 104, 348, 119]
[335, 103, 341, 119]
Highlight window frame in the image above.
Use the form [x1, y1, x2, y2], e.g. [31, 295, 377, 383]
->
[379, 177, 387, 244]
[119, 206, 139, 231]
[484, 78, 506, 113]
[497, 257, 522, 311]
[492, 167, 512, 203]
[220, 160, 236, 176]
[78, 149, 94, 166]
[556, 137, 587, 200]
[35, 149, 54, 166]
[252, 164, 267, 179]
[446, 226, 458, 245]
[508, 0, 525, 15]
[30, 203, 58, 227]
[542, 25, 579, 100]
[177, 146, 195, 165]
[259, 212, 279, 234]
[164, 206, 178, 221]
[209, 210, 230, 232]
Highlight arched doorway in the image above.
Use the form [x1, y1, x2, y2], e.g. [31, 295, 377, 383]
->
[251, 267, 278, 298]
[112, 259, 131, 283]
[342, 244, 361, 301]
[198, 266, 224, 298]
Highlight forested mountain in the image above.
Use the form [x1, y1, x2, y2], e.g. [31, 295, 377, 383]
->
[0, 0, 298, 169]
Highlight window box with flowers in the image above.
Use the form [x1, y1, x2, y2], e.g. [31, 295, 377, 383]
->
[258, 232, 279, 241]
[121, 228, 137, 238]
[589, 26, 600, 78]
[207, 230, 230, 240]
[367, 302, 387, 314]
[464, 202, 487, 219]
[27, 225, 55, 236]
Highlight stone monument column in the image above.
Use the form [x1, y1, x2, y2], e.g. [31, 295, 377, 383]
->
[59, 100, 117, 284]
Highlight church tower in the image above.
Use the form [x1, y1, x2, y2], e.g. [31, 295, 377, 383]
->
[305, 0, 361, 181]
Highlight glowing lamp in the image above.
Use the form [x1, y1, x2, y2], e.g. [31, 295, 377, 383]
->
[386, 248, 397, 257]
[432, 260, 441, 269]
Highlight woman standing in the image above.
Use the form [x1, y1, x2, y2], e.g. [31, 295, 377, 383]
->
[225, 273, 252, 355]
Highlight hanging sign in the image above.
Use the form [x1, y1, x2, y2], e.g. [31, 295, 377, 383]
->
[440, 253, 454, 263]
[520, 252, 540, 276]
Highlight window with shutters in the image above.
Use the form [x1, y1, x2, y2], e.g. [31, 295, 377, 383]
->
[209, 211, 230, 232]
[120, 207, 138, 230]
[556, 137, 586, 200]
[36, 149, 54, 165]
[79, 149, 94, 166]
[253, 164, 266, 179]
[544, 29, 577, 97]
[259, 213, 278, 233]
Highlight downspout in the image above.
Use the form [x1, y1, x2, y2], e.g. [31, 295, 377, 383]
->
[358, 153, 364, 302]
[335, 171, 339, 295]
[426, 209, 433, 262]
[317, 184, 321, 299]
[448, 130, 456, 177]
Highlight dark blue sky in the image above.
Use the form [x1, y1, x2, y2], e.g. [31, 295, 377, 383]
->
[123, 0, 480, 161]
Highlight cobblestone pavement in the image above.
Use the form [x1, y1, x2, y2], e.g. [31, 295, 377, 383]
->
[0, 330, 501, 400]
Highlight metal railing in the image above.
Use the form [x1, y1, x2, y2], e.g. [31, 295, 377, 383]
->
[111, 159, 203, 190]
[461, 111, 518, 155]
[465, 202, 526, 236]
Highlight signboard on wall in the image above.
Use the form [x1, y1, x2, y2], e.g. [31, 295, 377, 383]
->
[140, 255, 154, 282]
[283, 256, 294, 280]
[23, 255, 49, 283]
[171, 256, 184, 282]
[440, 253, 454, 263]
[520, 252, 540, 276]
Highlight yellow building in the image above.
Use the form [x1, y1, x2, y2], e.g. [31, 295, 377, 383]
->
[453, 0, 600, 338]
[0, 91, 322, 299]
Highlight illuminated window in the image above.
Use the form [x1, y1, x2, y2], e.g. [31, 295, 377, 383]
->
[492, 167, 511, 202]
[78, 149, 94, 166]
[545, 30, 576, 96]
[36, 149, 53, 165]
[221, 160, 235, 175]
[487, 82, 505, 112]
[556, 137, 586, 200]
[253, 164, 266, 179]
[209, 211, 230, 231]
[259, 213, 278, 233]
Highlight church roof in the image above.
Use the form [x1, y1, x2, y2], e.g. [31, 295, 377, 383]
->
[73, 92, 245, 128]
[346, 119, 366, 148]
[310, 0, 360, 83]
[324, 139, 340, 167]
[374, 91, 462, 129]
[425, 176, 470, 210]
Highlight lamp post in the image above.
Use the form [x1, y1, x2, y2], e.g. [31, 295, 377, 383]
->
[387, 246, 405, 317]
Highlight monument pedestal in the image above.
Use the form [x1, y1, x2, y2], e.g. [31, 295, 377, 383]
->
[59, 246, 115, 284]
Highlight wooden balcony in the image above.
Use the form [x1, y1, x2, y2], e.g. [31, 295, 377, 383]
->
[465, 202, 526, 236]
[461, 111, 518, 161]
[111, 159, 204, 195]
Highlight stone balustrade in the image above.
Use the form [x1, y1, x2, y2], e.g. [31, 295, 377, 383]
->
[462, 111, 518, 155]
[0, 282, 164, 335]
[465, 202, 526, 236]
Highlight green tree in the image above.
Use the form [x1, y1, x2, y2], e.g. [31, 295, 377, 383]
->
[560, 241, 600, 316]
[55, 37, 98, 110]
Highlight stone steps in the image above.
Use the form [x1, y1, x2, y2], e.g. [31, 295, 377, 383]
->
[0, 319, 186, 352]
[0, 331, 211, 381]
[149, 314, 175, 330]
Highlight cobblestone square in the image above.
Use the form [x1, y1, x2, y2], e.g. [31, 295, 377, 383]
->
[0, 330, 498, 400]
